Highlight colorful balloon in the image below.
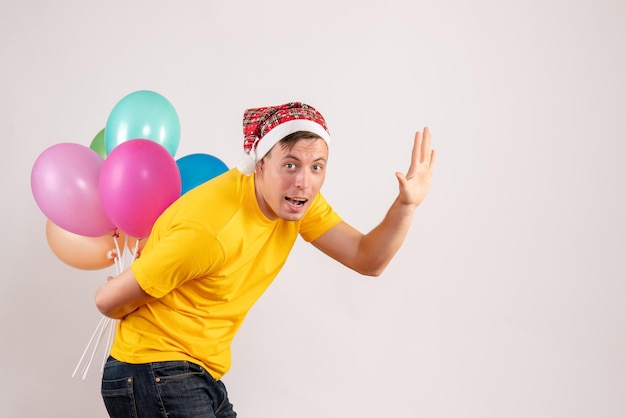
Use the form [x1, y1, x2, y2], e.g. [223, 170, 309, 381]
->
[176, 153, 229, 194]
[99, 139, 181, 239]
[124, 233, 148, 259]
[31, 143, 115, 237]
[45, 220, 121, 270]
[104, 90, 180, 156]
[89, 128, 107, 158]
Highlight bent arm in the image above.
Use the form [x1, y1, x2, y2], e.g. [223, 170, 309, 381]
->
[95, 267, 154, 319]
[312, 128, 435, 276]
[312, 200, 416, 276]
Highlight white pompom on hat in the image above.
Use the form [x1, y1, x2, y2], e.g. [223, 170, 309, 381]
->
[237, 102, 330, 175]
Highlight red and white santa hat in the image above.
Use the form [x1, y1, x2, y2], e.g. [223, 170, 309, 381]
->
[237, 102, 331, 175]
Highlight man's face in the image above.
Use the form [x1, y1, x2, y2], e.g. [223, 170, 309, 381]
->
[254, 137, 328, 221]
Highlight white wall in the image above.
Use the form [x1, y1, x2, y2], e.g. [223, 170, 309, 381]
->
[2, 0, 625, 417]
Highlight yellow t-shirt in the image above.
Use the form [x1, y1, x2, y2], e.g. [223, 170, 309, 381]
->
[110, 168, 341, 379]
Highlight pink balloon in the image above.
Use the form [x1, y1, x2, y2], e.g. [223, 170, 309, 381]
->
[99, 139, 181, 239]
[31, 143, 115, 237]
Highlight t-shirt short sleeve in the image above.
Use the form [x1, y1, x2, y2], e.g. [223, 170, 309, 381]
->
[131, 221, 225, 299]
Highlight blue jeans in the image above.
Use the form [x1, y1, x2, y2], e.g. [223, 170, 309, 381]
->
[101, 356, 237, 418]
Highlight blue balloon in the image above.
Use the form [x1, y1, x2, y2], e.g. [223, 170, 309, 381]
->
[105, 90, 181, 156]
[176, 153, 229, 194]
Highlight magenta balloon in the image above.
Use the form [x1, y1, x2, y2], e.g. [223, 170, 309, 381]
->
[99, 139, 181, 238]
[31, 143, 115, 237]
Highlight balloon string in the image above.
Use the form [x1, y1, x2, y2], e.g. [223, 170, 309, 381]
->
[112, 231, 123, 275]
[122, 234, 129, 270]
[73, 233, 142, 380]
[80, 316, 111, 380]
[101, 318, 117, 374]
[72, 315, 108, 379]
[72, 230, 119, 380]
[133, 238, 140, 260]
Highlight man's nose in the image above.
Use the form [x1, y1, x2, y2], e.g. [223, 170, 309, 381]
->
[295, 169, 310, 189]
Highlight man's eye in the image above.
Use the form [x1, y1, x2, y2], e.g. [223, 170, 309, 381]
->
[284, 163, 296, 169]
[313, 164, 324, 171]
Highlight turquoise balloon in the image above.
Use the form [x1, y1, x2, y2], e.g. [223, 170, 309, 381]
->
[104, 90, 180, 156]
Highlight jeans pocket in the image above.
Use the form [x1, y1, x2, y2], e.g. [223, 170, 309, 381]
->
[101, 376, 138, 418]
[152, 361, 205, 382]
[152, 362, 220, 417]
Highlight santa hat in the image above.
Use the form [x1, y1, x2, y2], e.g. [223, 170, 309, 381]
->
[237, 102, 330, 175]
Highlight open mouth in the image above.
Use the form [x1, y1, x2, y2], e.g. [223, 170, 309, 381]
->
[285, 197, 307, 207]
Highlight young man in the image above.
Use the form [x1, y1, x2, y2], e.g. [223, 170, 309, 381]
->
[95, 102, 436, 417]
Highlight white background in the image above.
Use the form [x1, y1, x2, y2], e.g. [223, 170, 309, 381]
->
[1, 0, 625, 417]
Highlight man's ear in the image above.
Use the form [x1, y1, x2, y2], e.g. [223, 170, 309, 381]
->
[255, 158, 264, 174]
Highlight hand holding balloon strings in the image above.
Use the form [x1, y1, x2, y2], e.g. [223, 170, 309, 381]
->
[71, 232, 141, 380]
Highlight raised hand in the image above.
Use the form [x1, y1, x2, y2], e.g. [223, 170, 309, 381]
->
[395, 127, 436, 208]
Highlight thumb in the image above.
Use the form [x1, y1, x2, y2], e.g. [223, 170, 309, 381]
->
[395, 171, 407, 187]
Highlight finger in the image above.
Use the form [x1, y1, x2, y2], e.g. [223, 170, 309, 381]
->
[407, 130, 423, 176]
[395, 171, 407, 187]
[421, 127, 432, 164]
[428, 149, 437, 172]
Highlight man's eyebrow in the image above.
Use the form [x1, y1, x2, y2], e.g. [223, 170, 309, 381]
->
[283, 154, 327, 163]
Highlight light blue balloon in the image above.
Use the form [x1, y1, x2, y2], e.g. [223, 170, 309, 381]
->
[176, 153, 229, 195]
[104, 90, 180, 156]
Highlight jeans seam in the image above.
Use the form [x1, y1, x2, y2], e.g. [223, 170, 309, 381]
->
[150, 364, 170, 417]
